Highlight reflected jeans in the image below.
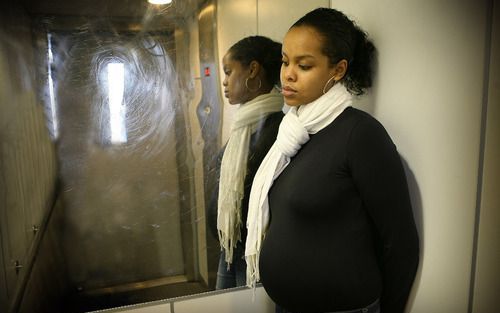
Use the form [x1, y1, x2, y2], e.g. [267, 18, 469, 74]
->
[275, 298, 380, 313]
[215, 242, 247, 289]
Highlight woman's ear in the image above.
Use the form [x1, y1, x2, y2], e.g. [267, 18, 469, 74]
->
[248, 60, 261, 79]
[332, 59, 348, 81]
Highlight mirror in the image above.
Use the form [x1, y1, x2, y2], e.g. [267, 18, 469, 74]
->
[1, 0, 330, 311]
[1, 0, 223, 312]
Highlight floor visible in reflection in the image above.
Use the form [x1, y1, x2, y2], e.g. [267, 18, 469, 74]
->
[64, 281, 211, 313]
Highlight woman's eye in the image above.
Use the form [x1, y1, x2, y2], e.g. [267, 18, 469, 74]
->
[299, 64, 311, 70]
[281, 60, 289, 66]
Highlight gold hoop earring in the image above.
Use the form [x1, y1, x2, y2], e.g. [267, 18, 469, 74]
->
[245, 77, 262, 92]
[322, 76, 336, 94]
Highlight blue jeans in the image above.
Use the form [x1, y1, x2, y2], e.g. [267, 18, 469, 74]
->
[215, 242, 247, 289]
[275, 298, 380, 313]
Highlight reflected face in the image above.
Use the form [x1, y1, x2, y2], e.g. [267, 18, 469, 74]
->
[281, 26, 335, 106]
[222, 52, 250, 104]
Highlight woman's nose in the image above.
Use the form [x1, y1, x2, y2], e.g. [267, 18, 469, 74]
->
[282, 67, 295, 82]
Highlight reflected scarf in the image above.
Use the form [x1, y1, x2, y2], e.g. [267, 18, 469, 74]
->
[217, 90, 284, 266]
[245, 83, 352, 287]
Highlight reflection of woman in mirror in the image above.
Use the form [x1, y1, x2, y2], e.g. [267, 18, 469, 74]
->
[209, 36, 284, 289]
[246, 8, 419, 313]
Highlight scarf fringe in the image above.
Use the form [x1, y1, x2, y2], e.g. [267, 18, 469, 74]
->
[217, 91, 284, 266]
[245, 253, 259, 289]
[218, 192, 243, 268]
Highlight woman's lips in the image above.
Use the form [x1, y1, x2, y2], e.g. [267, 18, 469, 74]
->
[281, 86, 297, 97]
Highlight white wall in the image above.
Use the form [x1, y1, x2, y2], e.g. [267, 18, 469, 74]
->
[257, 0, 330, 43]
[332, 0, 495, 312]
[102, 286, 274, 313]
[472, 1, 500, 312]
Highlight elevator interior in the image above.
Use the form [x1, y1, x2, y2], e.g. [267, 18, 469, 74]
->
[0, 0, 223, 312]
[2, 0, 500, 312]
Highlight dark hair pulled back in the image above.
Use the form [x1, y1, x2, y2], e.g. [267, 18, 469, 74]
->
[293, 8, 376, 95]
[228, 36, 282, 87]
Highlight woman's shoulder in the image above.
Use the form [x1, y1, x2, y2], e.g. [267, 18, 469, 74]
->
[318, 106, 393, 149]
[338, 107, 387, 133]
[341, 106, 376, 123]
[341, 107, 395, 151]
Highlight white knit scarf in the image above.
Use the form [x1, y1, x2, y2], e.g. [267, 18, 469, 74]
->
[245, 83, 352, 287]
[217, 90, 284, 266]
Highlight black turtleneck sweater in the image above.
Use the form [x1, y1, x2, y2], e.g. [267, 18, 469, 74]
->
[259, 107, 419, 313]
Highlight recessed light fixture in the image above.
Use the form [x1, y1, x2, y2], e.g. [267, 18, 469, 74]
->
[148, 0, 172, 4]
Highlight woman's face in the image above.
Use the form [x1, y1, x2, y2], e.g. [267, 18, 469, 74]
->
[222, 52, 251, 105]
[281, 26, 336, 106]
